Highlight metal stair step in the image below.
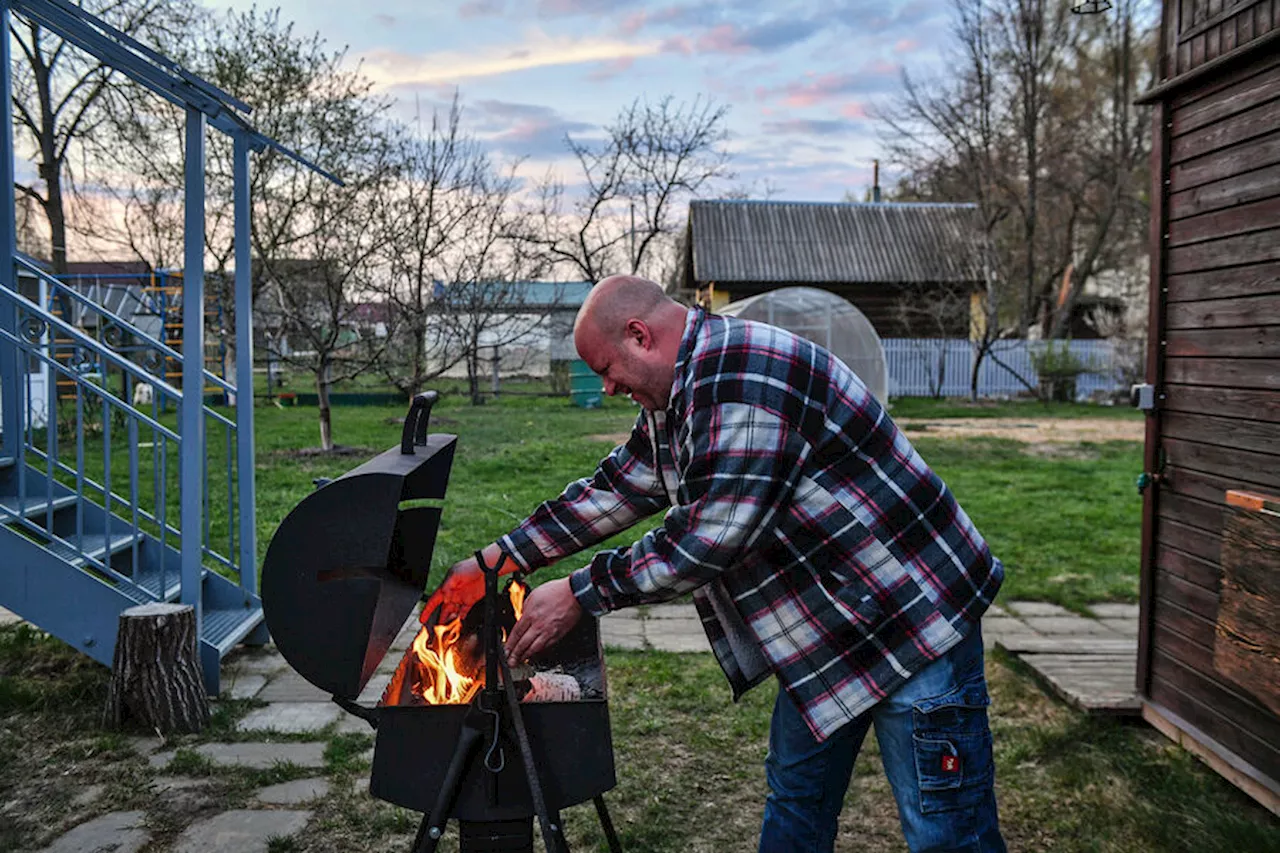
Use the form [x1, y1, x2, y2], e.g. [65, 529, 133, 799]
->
[0, 493, 79, 523]
[202, 603, 264, 652]
[44, 530, 141, 568]
[128, 562, 182, 602]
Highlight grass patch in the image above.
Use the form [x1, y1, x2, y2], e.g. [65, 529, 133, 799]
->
[325, 732, 374, 773]
[887, 397, 1142, 420]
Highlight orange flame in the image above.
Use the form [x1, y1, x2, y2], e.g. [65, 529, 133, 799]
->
[383, 579, 531, 706]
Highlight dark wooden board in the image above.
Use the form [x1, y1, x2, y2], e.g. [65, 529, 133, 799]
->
[1162, 410, 1280, 457]
[1165, 260, 1280, 303]
[1164, 325, 1280, 357]
[1160, 516, 1224, 563]
[1164, 463, 1276, 509]
[1162, 385, 1280, 424]
[1163, 437, 1280, 490]
[1165, 292, 1280, 327]
[1168, 194, 1280, 246]
[1214, 501, 1280, 716]
[1170, 162, 1280, 220]
[1149, 672, 1280, 784]
[1170, 128, 1280, 190]
[1159, 489, 1228, 533]
[1163, 357, 1280, 390]
[1156, 571, 1221, 621]
[1150, 650, 1280, 771]
[1172, 97, 1280, 164]
[1166, 226, 1280, 274]
[1173, 60, 1280, 135]
[1157, 541, 1223, 590]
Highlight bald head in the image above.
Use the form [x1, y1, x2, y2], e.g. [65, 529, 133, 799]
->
[575, 275, 670, 347]
[574, 274, 689, 410]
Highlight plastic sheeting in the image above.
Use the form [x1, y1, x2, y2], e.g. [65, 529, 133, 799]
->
[719, 287, 889, 403]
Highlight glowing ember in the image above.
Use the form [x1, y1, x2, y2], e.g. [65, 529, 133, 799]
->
[381, 579, 530, 707]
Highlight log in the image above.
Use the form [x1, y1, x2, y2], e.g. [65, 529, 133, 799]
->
[103, 602, 210, 733]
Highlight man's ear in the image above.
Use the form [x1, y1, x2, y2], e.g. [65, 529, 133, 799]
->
[625, 319, 652, 350]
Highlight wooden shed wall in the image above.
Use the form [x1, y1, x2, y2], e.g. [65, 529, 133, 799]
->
[1141, 25, 1280, 807]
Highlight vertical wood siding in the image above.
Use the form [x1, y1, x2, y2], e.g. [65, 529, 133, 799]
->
[1144, 49, 1280, 794]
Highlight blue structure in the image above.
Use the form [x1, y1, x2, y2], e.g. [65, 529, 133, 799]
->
[0, 0, 337, 693]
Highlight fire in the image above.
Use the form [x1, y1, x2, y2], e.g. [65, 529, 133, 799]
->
[381, 578, 530, 707]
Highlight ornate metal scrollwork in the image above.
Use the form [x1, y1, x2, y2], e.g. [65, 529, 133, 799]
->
[19, 316, 47, 344]
[142, 348, 164, 375]
[72, 347, 97, 372]
[102, 322, 127, 349]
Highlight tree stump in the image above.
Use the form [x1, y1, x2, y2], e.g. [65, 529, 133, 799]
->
[104, 603, 210, 733]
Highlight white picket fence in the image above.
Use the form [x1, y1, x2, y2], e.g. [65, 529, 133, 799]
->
[882, 338, 1130, 400]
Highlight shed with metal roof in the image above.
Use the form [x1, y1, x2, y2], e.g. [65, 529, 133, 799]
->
[679, 199, 991, 338]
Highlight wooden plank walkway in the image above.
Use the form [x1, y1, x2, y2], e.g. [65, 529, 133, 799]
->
[988, 601, 1141, 716]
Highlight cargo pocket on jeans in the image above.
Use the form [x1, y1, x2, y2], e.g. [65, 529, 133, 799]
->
[911, 676, 995, 815]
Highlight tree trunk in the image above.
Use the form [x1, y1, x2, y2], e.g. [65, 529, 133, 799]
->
[317, 360, 333, 451]
[104, 603, 210, 734]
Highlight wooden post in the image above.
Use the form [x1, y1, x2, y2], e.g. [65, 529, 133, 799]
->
[104, 602, 210, 733]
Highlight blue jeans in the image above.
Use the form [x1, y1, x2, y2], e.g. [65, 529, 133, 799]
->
[759, 627, 1006, 853]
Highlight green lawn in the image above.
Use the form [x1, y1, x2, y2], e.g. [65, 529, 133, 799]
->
[3, 395, 1278, 852]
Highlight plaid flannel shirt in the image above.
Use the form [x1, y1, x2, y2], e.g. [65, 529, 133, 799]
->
[501, 308, 1003, 740]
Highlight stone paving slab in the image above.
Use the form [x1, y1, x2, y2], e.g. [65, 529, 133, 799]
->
[151, 742, 327, 770]
[997, 636, 1137, 655]
[38, 810, 149, 853]
[256, 670, 330, 702]
[601, 618, 645, 650]
[646, 621, 710, 653]
[336, 711, 377, 735]
[1087, 603, 1140, 619]
[174, 809, 311, 853]
[236, 701, 341, 733]
[1005, 601, 1072, 618]
[1098, 617, 1139, 636]
[256, 777, 331, 805]
[223, 649, 289, 676]
[1021, 616, 1125, 636]
[226, 673, 269, 700]
[646, 603, 699, 620]
[1018, 653, 1140, 715]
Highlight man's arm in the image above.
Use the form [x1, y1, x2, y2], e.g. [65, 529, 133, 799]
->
[427, 412, 669, 621]
[570, 402, 809, 616]
[499, 411, 671, 572]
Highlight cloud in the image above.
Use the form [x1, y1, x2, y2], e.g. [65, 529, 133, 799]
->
[588, 55, 636, 82]
[358, 33, 662, 86]
[537, 0, 642, 16]
[761, 118, 858, 136]
[373, 13, 397, 27]
[661, 18, 822, 55]
[458, 0, 504, 17]
[470, 100, 596, 160]
[755, 62, 902, 106]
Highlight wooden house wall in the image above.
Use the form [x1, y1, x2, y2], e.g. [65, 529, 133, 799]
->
[1164, 0, 1278, 80]
[1142, 44, 1280, 796]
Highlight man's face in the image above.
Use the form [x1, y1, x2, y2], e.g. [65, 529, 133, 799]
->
[579, 324, 673, 411]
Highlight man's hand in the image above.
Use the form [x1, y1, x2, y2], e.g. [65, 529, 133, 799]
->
[505, 577, 583, 664]
[422, 544, 511, 624]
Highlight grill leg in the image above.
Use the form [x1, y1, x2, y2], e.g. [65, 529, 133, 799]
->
[459, 818, 534, 853]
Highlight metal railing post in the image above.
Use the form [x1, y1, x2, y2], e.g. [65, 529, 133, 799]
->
[181, 106, 206, 620]
[0, 0, 21, 457]
[233, 133, 257, 595]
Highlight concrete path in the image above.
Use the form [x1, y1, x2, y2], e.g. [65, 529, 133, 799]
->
[24, 598, 1137, 851]
[985, 601, 1140, 715]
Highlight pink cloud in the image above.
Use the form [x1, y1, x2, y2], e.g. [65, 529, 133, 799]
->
[840, 102, 868, 119]
[619, 11, 647, 35]
[894, 38, 920, 53]
[588, 55, 636, 81]
[661, 35, 693, 55]
[696, 24, 753, 55]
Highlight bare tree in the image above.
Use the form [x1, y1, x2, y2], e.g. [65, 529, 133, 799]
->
[10, 0, 197, 272]
[375, 95, 497, 398]
[518, 96, 731, 282]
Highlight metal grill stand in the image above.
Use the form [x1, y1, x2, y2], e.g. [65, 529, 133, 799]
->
[412, 551, 622, 853]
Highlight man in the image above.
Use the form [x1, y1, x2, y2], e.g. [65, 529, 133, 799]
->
[428, 275, 1006, 852]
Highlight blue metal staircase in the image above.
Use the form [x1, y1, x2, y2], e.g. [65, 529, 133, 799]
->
[0, 262, 266, 694]
[0, 0, 338, 695]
